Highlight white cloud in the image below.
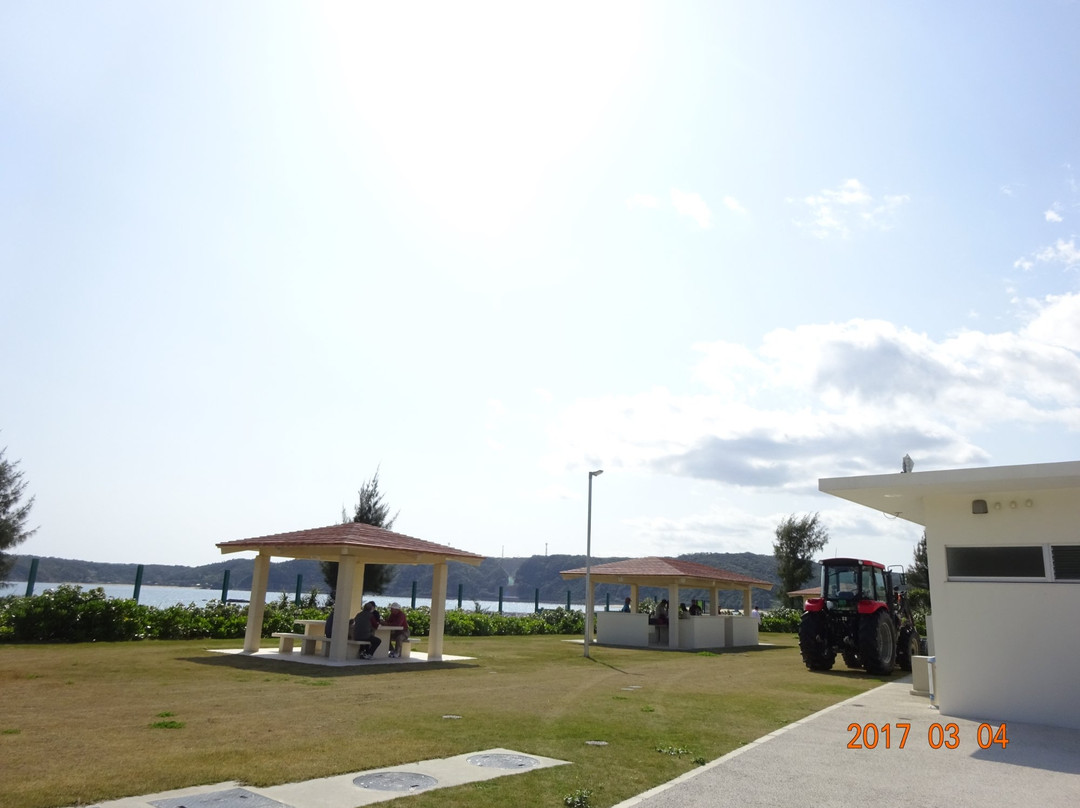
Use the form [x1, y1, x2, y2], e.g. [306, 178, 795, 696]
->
[628, 189, 745, 227]
[1035, 238, 1080, 266]
[722, 196, 747, 214]
[1045, 208, 1063, 223]
[1020, 292, 1080, 352]
[670, 188, 713, 229]
[544, 297, 1080, 490]
[794, 178, 909, 239]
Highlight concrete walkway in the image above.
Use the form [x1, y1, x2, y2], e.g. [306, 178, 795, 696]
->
[72, 749, 569, 808]
[614, 677, 1080, 808]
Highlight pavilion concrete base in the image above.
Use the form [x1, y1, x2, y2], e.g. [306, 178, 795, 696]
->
[209, 648, 474, 667]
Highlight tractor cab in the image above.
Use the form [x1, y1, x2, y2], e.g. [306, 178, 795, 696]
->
[806, 558, 892, 614]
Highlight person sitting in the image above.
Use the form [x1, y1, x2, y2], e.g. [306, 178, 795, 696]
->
[651, 599, 669, 626]
[621, 597, 632, 613]
[689, 601, 703, 616]
[383, 602, 410, 657]
[351, 601, 382, 658]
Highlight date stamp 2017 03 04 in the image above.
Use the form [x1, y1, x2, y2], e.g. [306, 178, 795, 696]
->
[847, 722, 1009, 750]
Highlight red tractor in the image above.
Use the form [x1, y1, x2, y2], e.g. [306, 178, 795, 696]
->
[798, 558, 921, 675]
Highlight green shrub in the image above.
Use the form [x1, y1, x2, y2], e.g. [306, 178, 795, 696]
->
[906, 587, 931, 612]
[563, 788, 593, 808]
[912, 610, 928, 636]
[759, 606, 801, 633]
[0, 589, 587, 643]
[0, 585, 154, 642]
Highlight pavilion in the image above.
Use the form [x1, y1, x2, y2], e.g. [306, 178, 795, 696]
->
[217, 522, 484, 662]
[560, 557, 773, 650]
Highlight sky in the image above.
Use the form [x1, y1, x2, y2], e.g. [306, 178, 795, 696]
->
[2, 2, 1078, 572]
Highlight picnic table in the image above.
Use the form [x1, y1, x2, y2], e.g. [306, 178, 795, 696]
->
[270, 619, 330, 655]
[371, 624, 411, 659]
[271, 617, 411, 659]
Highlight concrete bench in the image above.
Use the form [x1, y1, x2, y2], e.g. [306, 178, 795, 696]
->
[271, 632, 372, 657]
[316, 639, 372, 658]
[271, 632, 321, 654]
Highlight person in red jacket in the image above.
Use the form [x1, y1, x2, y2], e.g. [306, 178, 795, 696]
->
[383, 602, 410, 658]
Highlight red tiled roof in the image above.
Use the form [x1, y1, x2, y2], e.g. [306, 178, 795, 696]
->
[560, 556, 772, 588]
[217, 522, 484, 562]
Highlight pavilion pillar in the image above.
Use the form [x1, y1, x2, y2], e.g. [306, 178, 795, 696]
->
[667, 583, 680, 649]
[711, 586, 720, 616]
[629, 584, 639, 613]
[330, 556, 359, 661]
[243, 552, 271, 653]
[744, 587, 758, 644]
[350, 563, 367, 612]
[428, 561, 449, 661]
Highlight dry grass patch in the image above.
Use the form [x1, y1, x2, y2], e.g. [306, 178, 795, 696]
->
[0, 635, 891, 808]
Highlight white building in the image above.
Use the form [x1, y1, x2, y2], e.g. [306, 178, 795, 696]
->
[819, 460, 1080, 730]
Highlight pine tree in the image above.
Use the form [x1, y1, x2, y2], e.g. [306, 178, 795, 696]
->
[0, 445, 37, 583]
[322, 468, 398, 600]
[906, 533, 929, 590]
[773, 513, 829, 607]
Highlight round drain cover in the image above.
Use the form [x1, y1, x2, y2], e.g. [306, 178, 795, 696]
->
[353, 772, 439, 792]
[467, 753, 539, 769]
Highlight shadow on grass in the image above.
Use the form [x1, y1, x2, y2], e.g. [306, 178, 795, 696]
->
[796, 667, 908, 684]
[180, 653, 480, 678]
[592, 642, 791, 657]
[698, 643, 793, 655]
[584, 656, 642, 676]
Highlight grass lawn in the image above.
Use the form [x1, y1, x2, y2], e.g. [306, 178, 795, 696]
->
[0, 634, 893, 808]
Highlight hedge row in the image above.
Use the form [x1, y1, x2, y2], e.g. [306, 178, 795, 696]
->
[756, 604, 929, 636]
[0, 585, 585, 643]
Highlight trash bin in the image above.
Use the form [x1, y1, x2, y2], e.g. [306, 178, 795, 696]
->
[910, 655, 931, 696]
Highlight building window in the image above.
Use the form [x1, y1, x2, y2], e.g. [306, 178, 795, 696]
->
[1051, 545, 1080, 581]
[945, 546, 1046, 580]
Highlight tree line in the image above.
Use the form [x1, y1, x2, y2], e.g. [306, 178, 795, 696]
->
[3, 448, 928, 610]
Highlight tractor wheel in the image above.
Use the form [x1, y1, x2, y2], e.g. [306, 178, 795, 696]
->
[842, 651, 860, 669]
[858, 611, 897, 675]
[897, 628, 920, 672]
[798, 611, 836, 671]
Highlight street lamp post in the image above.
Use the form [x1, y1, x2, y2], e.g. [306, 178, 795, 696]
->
[584, 469, 603, 658]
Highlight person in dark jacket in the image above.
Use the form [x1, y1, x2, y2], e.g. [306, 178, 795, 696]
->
[351, 601, 381, 658]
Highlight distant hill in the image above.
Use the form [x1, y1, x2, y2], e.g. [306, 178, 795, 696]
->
[6, 552, 818, 609]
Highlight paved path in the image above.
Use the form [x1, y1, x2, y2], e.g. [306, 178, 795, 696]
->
[614, 679, 1080, 808]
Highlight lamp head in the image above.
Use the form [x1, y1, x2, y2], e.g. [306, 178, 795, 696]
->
[590, 469, 604, 477]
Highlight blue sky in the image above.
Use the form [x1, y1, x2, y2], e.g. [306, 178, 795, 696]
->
[3, 2, 1078, 570]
